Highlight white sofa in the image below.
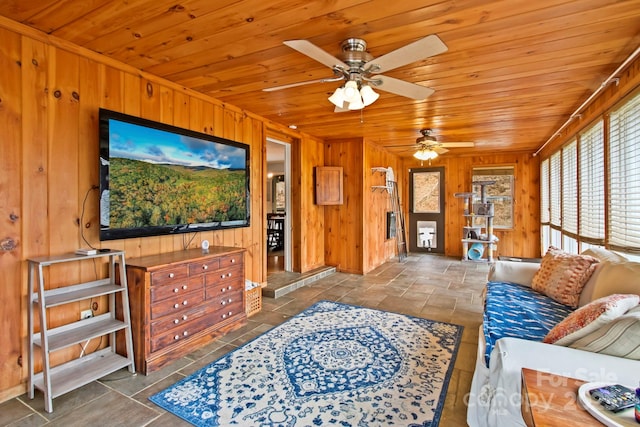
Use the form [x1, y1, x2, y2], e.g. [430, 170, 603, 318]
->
[467, 249, 640, 427]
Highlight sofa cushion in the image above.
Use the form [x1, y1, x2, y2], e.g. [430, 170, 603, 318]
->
[483, 281, 574, 366]
[543, 294, 639, 345]
[579, 261, 640, 306]
[569, 305, 640, 359]
[580, 247, 628, 263]
[531, 246, 599, 308]
[487, 261, 540, 287]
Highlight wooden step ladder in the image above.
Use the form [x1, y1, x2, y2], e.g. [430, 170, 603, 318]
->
[388, 180, 408, 261]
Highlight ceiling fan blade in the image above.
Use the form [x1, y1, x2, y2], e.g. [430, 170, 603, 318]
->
[368, 35, 448, 74]
[283, 40, 348, 69]
[262, 77, 339, 92]
[434, 147, 449, 154]
[389, 144, 420, 148]
[374, 75, 434, 100]
[440, 142, 475, 148]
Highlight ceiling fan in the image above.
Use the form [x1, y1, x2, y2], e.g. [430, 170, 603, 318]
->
[401, 129, 475, 161]
[263, 35, 448, 111]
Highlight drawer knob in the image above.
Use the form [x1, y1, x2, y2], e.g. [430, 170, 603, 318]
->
[174, 335, 179, 340]
[221, 300, 226, 306]
[231, 259, 235, 263]
[182, 285, 187, 290]
[183, 331, 188, 336]
[227, 285, 232, 291]
[203, 265, 208, 270]
[220, 274, 225, 279]
[174, 288, 179, 293]
[221, 287, 226, 292]
[174, 319, 179, 324]
[169, 273, 175, 278]
[227, 298, 232, 303]
[183, 300, 188, 306]
[222, 311, 232, 319]
[174, 303, 179, 309]
[182, 315, 187, 321]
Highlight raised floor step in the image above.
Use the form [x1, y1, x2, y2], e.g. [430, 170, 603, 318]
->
[263, 266, 336, 298]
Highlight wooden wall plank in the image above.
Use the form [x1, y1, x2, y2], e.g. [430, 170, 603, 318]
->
[324, 138, 364, 274]
[0, 27, 23, 400]
[296, 134, 325, 272]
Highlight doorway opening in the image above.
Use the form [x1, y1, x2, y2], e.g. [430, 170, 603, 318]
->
[266, 138, 291, 274]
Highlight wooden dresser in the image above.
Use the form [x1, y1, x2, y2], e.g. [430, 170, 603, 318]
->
[120, 247, 246, 374]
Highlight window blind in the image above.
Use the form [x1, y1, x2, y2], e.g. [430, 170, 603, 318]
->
[609, 91, 640, 250]
[540, 158, 550, 224]
[579, 120, 605, 242]
[562, 140, 578, 235]
[550, 151, 561, 227]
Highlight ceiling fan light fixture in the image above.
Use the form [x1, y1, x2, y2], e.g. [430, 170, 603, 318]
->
[360, 84, 379, 106]
[328, 87, 345, 108]
[343, 80, 359, 102]
[348, 95, 365, 110]
[414, 148, 438, 161]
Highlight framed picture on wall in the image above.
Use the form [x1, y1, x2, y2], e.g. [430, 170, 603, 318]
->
[273, 175, 285, 212]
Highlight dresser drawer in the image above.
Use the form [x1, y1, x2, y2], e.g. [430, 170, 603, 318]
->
[219, 253, 243, 269]
[211, 300, 244, 322]
[150, 265, 189, 284]
[150, 304, 208, 338]
[150, 288, 205, 320]
[205, 277, 243, 300]
[188, 258, 220, 276]
[150, 275, 204, 303]
[206, 265, 243, 287]
[208, 291, 243, 312]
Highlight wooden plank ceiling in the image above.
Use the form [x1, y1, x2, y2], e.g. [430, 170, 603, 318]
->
[2, 0, 639, 156]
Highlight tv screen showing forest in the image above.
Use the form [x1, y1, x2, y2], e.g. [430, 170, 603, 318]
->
[99, 109, 250, 241]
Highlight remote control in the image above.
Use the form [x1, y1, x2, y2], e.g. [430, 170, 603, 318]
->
[589, 384, 638, 412]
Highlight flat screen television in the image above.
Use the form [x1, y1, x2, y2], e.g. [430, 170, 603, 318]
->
[99, 108, 250, 241]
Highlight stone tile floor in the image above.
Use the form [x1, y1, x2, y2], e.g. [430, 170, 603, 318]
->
[1, 253, 488, 426]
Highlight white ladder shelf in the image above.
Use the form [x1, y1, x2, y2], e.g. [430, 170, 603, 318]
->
[27, 250, 135, 413]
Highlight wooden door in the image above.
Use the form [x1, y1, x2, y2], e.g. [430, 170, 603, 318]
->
[409, 167, 445, 253]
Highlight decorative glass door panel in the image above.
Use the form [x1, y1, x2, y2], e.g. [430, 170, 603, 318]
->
[409, 168, 445, 253]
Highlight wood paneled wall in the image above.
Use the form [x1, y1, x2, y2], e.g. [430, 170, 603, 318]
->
[323, 138, 364, 274]
[0, 24, 325, 400]
[402, 152, 541, 259]
[293, 132, 326, 273]
[364, 140, 404, 272]
[323, 138, 403, 274]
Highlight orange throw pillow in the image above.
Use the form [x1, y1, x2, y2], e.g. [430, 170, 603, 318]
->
[532, 246, 599, 308]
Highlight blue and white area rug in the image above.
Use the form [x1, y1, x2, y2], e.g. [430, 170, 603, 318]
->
[149, 300, 463, 426]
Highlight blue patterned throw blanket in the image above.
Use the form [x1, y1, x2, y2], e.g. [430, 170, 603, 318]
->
[483, 282, 574, 366]
[149, 300, 463, 426]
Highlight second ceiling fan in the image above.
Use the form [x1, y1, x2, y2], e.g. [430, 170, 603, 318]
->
[263, 35, 448, 111]
[397, 129, 475, 161]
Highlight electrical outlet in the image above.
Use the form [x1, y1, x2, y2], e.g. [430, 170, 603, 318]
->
[81, 309, 93, 320]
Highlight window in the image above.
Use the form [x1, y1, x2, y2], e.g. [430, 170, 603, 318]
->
[472, 166, 514, 229]
[579, 120, 605, 246]
[549, 152, 561, 229]
[609, 91, 640, 251]
[561, 140, 577, 235]
[540, 89, 640, 257]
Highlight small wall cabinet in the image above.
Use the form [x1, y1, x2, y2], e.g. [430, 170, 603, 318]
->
[27, 250, 135, 413]
[315, 166, 343, 205]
